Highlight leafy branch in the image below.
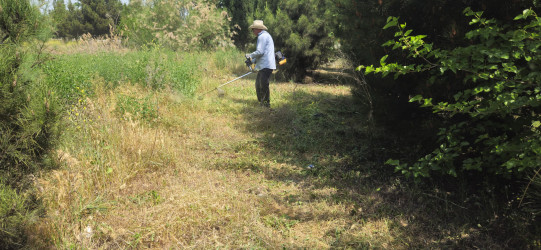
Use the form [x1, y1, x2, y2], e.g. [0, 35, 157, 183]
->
[361, 8, 541, 179]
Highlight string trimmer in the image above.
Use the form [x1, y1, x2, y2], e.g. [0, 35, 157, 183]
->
[197, 52, 287, 100]
[198, 56, 254, 100]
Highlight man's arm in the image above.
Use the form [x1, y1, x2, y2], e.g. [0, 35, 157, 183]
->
[249, 35, 267, 59]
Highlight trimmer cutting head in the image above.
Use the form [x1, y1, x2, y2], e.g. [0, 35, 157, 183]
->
[217, 88, 225, 97]
[197, 70, 253, 100]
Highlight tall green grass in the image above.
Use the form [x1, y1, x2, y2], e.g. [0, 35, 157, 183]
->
[0, 182, 34, 248]
[43, 49, 201, 102]
[212, 48, 246, 74]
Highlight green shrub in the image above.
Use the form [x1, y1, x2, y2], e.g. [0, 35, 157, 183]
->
[255, 0, 336, 81]
[0, 0, 60, 179]
[120, 0, 233, 51]
[362, 8, 541, 179]
[0, 182, 32, 248]
[213, 48, 245, 74]
[43, 49, 201, 102]
[0, 1, 58, 247]
[115, 94, 158, 122]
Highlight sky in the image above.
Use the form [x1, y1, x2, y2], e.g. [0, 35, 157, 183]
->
[63, 0, 130, 4]
[37, 0, 130, 12]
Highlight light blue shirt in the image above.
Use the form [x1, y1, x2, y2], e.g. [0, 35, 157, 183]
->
[249, 30, 276, 70]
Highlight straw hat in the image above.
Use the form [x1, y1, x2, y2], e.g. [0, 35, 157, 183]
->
[249, 20, 268, 30]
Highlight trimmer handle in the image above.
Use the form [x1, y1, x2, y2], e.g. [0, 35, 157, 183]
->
[245, 55, 254, 71]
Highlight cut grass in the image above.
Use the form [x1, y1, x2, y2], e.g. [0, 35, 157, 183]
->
[27, 49, 535, 248]
[32, 74, 405, 248]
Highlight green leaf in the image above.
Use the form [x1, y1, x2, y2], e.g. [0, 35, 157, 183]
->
[364, 66, 374, 74]
[382, 40, 395, 47]
[523, 9, 533, 18]
[409, 95, 424, 102]
[385, 159, 400, 166]
[380, 55, 389, 66]
[421, 98, 433, 107]
[453, 92, 463, 101]
[383, 17, 398, 30]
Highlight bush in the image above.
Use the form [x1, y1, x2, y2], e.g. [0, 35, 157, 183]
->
[362, 8, 541, 179]
[255, 0, 336, 81]
[0, 182, 32, 248]
[120, 0, 233, 51]
[212, 48, 246, 74]
[1, 0, 58, 247]
[115, 94, 158, 122]
[42, 49, 201, 102]
[336, 1, 541, 127]
[0, 0, 60, 179]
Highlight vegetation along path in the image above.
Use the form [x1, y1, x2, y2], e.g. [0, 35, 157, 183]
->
[3, 0, 539, 248]
[30, 60, 511, 248]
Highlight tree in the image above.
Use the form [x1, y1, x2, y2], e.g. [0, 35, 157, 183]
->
[50, 0, 69, 37]
[63, 0, 86, 38]
[79, 0, 122, 36]
[51, 0, 122, 38]
[120, 0, 233, 51]
[219, 0, 254, 49]
[219, 0, 336, 81]
[255, 0, 336, 81]
[335, 0, 541, 110]
[0, 0, 59, 176]
[336, 0, 539, 64]
[363, 8, 541, 179]
[0, 0, 59, 246]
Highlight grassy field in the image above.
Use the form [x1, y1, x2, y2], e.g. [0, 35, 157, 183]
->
[23, 42, 535, 248]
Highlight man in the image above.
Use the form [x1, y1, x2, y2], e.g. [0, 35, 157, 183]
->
[246, 20, 276, 108]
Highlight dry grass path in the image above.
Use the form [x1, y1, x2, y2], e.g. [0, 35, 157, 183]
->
[31, 71, 474, 249]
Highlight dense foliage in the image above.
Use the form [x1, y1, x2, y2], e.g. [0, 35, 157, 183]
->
[50, 0, 122, 38]
[220, 0, 336, 81]
[335, 1, 541, 116]
[2, 0, 538, 246]
[256, 0, 336, 81]
[218, 0, 253, 49]
[0, 182, 31, 248]
[0, 0, 59, 247]
[120, 0, 232, 51]
[43, 49, 201, 100]
[336, 0, 539, 64]
[0, 0, 59, 179]
[362, 8, 541, 179]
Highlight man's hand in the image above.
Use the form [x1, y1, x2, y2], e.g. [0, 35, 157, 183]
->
[245, 56, 253, 69]
[245, 54, 251, 59]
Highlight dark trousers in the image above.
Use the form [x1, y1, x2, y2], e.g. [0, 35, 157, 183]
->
[255, 68, 273, 107]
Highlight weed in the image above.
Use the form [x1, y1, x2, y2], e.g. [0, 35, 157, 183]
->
[129, 191, 162, 205]
[42, 50, 201, 103]
[213, 48, 246, 74]
[115, 94, 158, 122]
[0, 182, 33, 248]
[262, 215, 298, 233]
[27, 50, 538, 249]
